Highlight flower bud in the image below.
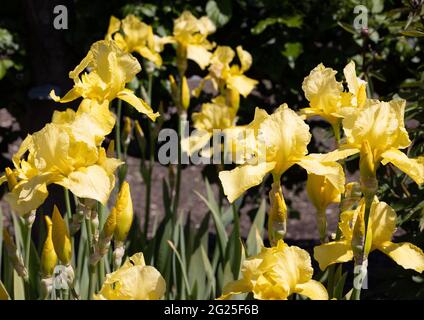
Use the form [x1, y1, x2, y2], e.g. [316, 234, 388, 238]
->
[106, 140, 115, 158]
[52, 205, 72, 265]
[169, 75, 179, 105]
[5, 167, 17, 191]
[114, 182, 133, 242]
[268, 180, 287, 244]
[103, 208, 117, 239]
[360, 141, 378, 197]
[121, 116, 133, 147]
[41, 216, 58, 278]
[134, 120, 146, 156]
[226, 89, 240, 111]
[181, 76, 190, 110]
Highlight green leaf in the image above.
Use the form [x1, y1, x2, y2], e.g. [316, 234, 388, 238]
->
[282, 42, 303, 60]
[200, 244, 216, 299]
[400, 30, 424, 37]
[334, 271, 348, 300]
[337, 21, 356, 35]
[0, 58, 14, 80]
[13, 270, 25, 300]
[246, 199, 266, 256]
[195, 180, 228, 257]
[206, 0, 232, 28]
[225, 204, 242, 279]
[188, 247, 206, 299]
[168, 240, 191, 297]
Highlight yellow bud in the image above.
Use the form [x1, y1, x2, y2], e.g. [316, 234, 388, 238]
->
[352, 201, 366, 261]
[5, 167, 17, 191]
[134, 120, 146, 156]
[181, 76, 190, 110]
[169, 75, 179, 104]
[106, 140, 115, 158]
[41, 216, 58, 277]
[102, 208, 117, 239]
[52, 205, 72, 265]
[268, 180, 287, 243]
[226, 89, 240, 111]
[360, 141, 378, 199]
[114, 182, 133, 242]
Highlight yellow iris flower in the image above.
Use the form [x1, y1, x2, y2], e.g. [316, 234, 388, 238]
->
[194, 45, 258, 104]
[314, 198, 424, 272]
[301, 61, 367, 125]
[220, 240, 328, 300]
[172, 11, 216, 70]
[2, 100, 122, 215]
[50, 39, 159, 121]
[105, 15, 171, 67]
[340, 99, 424, 185]
[95, 252, 166, 300]
[219, 104, 346, 203]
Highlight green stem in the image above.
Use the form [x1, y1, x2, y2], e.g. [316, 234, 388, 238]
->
[64, 188, 72, 221]
[172, 113, 183, 215]
[351, 195, 373, 300]
[85, 216, 96, 299]
[24, 222, 32, 299]
[98, 257, 105, 288]
[316, 208, 328, 244]
[143, 72, 154, 240]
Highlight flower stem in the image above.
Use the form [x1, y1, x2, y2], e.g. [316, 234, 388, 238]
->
[85, 215, 96, 299]
[23, 211, 35, 299]
[143, 72, 154, 240]
[24, 223, 32, 299]
[172, 112, 184, 215]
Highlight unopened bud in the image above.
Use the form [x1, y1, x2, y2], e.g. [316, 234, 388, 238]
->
[169, 75, 179, 106]
[360, 141, 378, 197]
[121, 116, 132, 148]
[41, 216, 58, 278]
[134, 120, 146, 156]
[106, 140, 115, 158]
[226, 89, 240, 111]
[52, 206, 72, 265]
[268, 179, 287, 244]
[113, 182, 133, 243]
